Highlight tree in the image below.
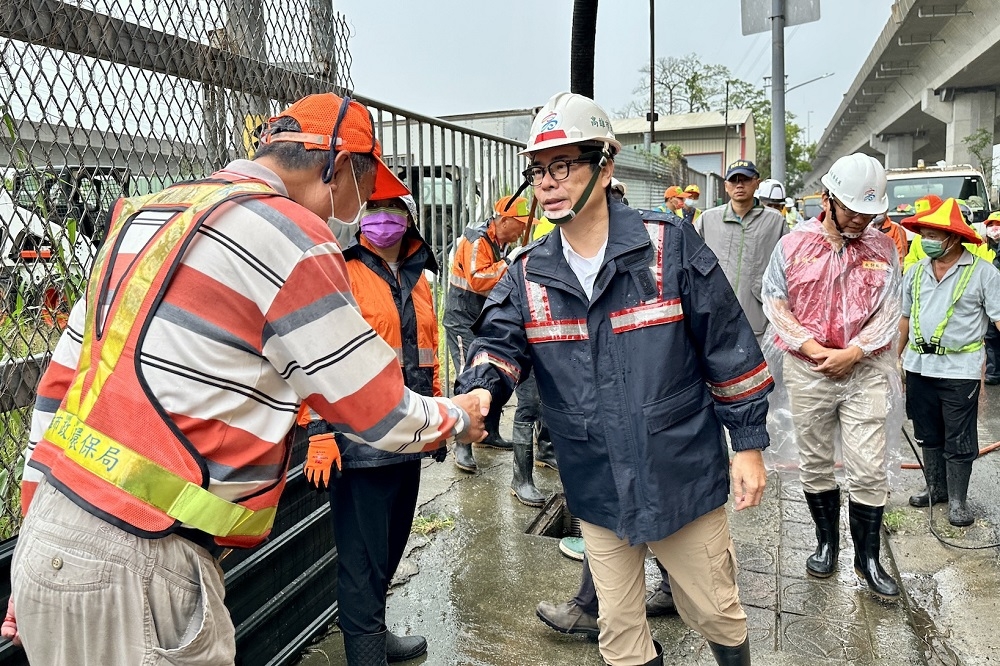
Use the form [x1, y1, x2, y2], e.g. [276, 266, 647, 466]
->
[620, 54, 816, 194]
[963, 128, 999, 193]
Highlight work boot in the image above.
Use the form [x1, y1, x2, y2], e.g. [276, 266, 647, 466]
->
[803, 487, 840, 578]
[535, 600, 599, 638]
[511, 421, 546, 507]
[453, 443, 477, 473]
[946, 461, 975, 527]
[534, 424, 558, 470]
[708, 638, 751, 665]
[477, 411, 512, 450]
[909, 447, 947, 507]
[848, 501, 900, 600]
[385, 631, 427, 663]
[343, 630, 388, 666]
[645, 587, 678, 617]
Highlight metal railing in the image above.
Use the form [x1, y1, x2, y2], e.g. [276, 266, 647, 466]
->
[0, 1, 524, 663]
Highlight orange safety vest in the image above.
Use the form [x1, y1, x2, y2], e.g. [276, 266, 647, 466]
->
[32, 176, 285, 548]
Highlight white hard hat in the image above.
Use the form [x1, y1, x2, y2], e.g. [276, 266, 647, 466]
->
[756, 178, 786, 203]
[784, 197, 796, 208]
[521, 92, 622, 157]
[610, 177, 627, 196]
[820, 153, 888, 215]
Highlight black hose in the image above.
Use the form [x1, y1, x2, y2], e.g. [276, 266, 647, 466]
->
[901, 427, 1000, 550]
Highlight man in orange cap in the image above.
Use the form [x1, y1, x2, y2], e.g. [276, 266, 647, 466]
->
[444, 195, 529, 468]
[5, 92, 486, 664]
[898, 197, 1000, 527]
[655, 185, 692, 223]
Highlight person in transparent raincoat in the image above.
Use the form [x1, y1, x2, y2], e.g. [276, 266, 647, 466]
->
[761, 153, 904, 601]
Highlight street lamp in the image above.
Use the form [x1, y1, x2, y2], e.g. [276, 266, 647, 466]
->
[786, 72, 835, 95]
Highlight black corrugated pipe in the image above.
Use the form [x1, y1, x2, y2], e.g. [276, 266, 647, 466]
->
[570, 0, 598, 97]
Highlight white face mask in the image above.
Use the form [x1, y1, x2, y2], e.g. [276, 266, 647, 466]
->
[987, 226, 1000, 242]
[327, 161, 367, 248]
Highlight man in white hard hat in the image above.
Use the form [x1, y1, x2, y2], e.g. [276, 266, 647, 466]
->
[755, 178, 786, 213]
[695, 161, 788, 341]
[762, 152, 903, 600]
[456, 92, 772, 666]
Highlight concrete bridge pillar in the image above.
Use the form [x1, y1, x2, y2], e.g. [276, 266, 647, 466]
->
[921, 89, 998, 166]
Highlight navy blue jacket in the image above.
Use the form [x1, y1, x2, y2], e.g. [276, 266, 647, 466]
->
[456, 202, 772, 544]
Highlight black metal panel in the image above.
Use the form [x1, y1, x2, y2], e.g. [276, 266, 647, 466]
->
[0, 427, 337, 665]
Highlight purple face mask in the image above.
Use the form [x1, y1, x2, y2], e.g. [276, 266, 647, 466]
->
[361, 209, 409, 248]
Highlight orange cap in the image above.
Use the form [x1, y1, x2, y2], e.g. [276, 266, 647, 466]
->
[664, 186, 690, 199]
[262, 93, 409, 200]
[900, 197, 982, 245]
[494, 195, 530, 223]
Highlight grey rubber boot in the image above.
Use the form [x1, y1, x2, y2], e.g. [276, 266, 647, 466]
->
[708, 638, 751, 665]
[909, 447, 947, 507]
[534, 423, 558, 470]
[511, 421, 545, 507]
[946, 461, 974, 527]
[453, 443, 477, 473]
[803, 487, 840, 578]
[343, 630, 388, 666]
[385, 631, 427, 663]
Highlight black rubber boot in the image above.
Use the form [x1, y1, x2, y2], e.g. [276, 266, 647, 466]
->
[343, 630, 388, 666]
[803, 487, 840, 578]
[511, 422, 546, 507]
[909, 447, 947, 507]
[534, 424, 558, 470]
[477, 410, 512, 450]
[453, 443, 477, 473]
[708, 638, 750, 665]
[385, 631, 427, 663]
[946, 461, 974, 527]
[848, 501, 900, 600]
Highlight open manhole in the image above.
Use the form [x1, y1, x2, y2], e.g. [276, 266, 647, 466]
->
[525, 492, 582, 538]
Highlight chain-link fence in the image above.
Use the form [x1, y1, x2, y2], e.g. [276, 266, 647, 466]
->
[0, 0, 524, 542]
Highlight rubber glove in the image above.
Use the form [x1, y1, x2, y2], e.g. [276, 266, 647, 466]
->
[304, 432, 342, 490]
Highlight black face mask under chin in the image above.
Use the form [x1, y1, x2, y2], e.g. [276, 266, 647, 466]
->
[830, 201, 863, 241]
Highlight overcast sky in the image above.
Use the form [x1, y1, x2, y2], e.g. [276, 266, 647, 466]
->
[334, 0, 891, 145]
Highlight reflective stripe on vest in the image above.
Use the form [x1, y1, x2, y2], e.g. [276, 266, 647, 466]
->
[45, 179, 278, 539]
[909, 259, 984, 355]
[46, 409, 276, 537]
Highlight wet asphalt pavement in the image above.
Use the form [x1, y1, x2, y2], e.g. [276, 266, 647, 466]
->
[297, 383, 1000, 666]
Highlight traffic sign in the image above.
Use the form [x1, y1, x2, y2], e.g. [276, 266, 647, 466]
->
[741, 0, 820, 36]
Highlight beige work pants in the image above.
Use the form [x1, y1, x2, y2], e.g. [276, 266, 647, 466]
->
[783, 354, 889, 506]
[11, 479, 236, 665]
[581, 507, 748, 666]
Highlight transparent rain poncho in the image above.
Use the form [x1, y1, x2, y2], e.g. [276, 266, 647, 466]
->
[760, 218, 907, 489]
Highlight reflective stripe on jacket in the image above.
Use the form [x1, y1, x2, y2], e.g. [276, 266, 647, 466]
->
[457, 202, 773, 544]
[444, 222, 507, 338]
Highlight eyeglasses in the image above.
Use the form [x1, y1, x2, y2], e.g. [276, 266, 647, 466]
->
[727, 175, 756, 185]
[522, 152, 601, 186]
[831, 197, 876, 223]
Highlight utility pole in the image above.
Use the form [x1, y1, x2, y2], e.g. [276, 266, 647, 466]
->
[645, 0, 656, 153]
[771, 0, 786, 183]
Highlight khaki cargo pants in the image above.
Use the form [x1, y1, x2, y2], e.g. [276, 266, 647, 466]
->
[581, 506, 748, 666]
[11, 479, 236, 665]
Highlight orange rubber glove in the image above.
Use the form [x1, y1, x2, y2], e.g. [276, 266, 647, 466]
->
[304, 432, 342, 490]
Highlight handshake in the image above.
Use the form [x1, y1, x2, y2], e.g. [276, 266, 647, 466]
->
[450, 388, 494, 444]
